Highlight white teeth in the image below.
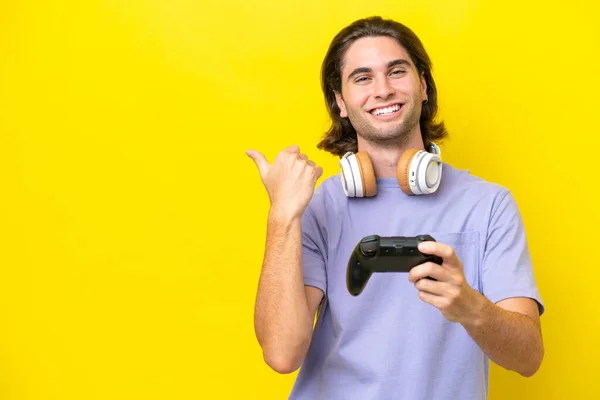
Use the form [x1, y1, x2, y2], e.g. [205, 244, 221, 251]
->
[371, 104, 401, 115]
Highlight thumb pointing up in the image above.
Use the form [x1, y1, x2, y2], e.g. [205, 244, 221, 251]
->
[246, 149, 270, 181]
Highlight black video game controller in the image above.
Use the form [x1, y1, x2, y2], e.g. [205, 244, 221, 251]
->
[346, 234, 443, 296]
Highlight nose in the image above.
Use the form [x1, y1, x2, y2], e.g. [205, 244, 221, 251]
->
[373, 76, 395, 99]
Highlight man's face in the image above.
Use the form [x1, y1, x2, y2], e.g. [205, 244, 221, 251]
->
[335, 36, 428, 146]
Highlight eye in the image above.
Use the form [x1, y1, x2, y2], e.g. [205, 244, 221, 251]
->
[390, 69, 406, 76]
[355, 76, 369, 83]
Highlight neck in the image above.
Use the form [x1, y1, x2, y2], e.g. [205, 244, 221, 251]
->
[356, 132, 425, 179]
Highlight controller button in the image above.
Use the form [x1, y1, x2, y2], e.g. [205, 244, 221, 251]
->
[393, 244, 404, 254]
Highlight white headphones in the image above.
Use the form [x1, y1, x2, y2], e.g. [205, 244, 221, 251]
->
[339, 143, 443, 197]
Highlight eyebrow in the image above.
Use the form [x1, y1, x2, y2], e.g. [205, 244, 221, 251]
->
[346, 59, 411, 81]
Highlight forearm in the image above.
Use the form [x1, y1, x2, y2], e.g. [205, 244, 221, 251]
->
[462, 293, 544, 377]
[254, 210, 313, 373]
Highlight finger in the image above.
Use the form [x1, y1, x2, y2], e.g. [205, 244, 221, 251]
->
[308, 164, 323, 180]
[299, 154, 319, 170]
[314, 165, 323, 179]
[414, 276, 460, 297]
[416, 290, 445, 309]
[414, 276, 447, 295]
[284, 144, 300, 153]
[418, 241, 458, 266]
[408, 262, 450, 283]
[297, 153, 320, 172]
[245, 149, 270, 178]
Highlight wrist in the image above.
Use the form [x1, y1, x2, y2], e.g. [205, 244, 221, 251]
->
[461, 289, 492, 329]
[268, 206, 301, 227]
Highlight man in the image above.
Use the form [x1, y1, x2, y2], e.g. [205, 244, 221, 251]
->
[247, 16, 544, 400]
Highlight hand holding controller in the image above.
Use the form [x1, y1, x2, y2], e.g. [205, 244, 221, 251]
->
[346, 234, 443, 296]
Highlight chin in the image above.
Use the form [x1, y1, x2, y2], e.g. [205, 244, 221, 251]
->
[361, 131, 410, 146]
[349, 113, 415, 143]
[375, 123, 408, 137]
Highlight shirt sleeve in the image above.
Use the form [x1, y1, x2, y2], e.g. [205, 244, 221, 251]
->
[301, 202, 327, 295]
[482, 190, 545, 316]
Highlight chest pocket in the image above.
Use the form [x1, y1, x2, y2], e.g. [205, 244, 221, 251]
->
[428, 231, 481, 293]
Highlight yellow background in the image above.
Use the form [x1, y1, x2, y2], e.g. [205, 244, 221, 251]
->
[0, 0, 598, 399]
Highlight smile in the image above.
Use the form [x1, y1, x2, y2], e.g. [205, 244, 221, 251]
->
[370, 104, 402, 116]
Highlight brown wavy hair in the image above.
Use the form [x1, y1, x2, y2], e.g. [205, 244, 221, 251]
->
[317, 16, 448, 157]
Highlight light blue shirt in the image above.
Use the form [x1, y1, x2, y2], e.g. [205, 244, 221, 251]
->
[289, 162, 544, 400]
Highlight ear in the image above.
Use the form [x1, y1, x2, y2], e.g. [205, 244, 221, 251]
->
[334, 91, 348, 118]
[420, 72, 428, 103]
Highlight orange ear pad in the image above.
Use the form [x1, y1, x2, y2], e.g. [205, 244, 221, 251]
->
[354, 152, 377, 197]
[396, 148, 420, 195]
